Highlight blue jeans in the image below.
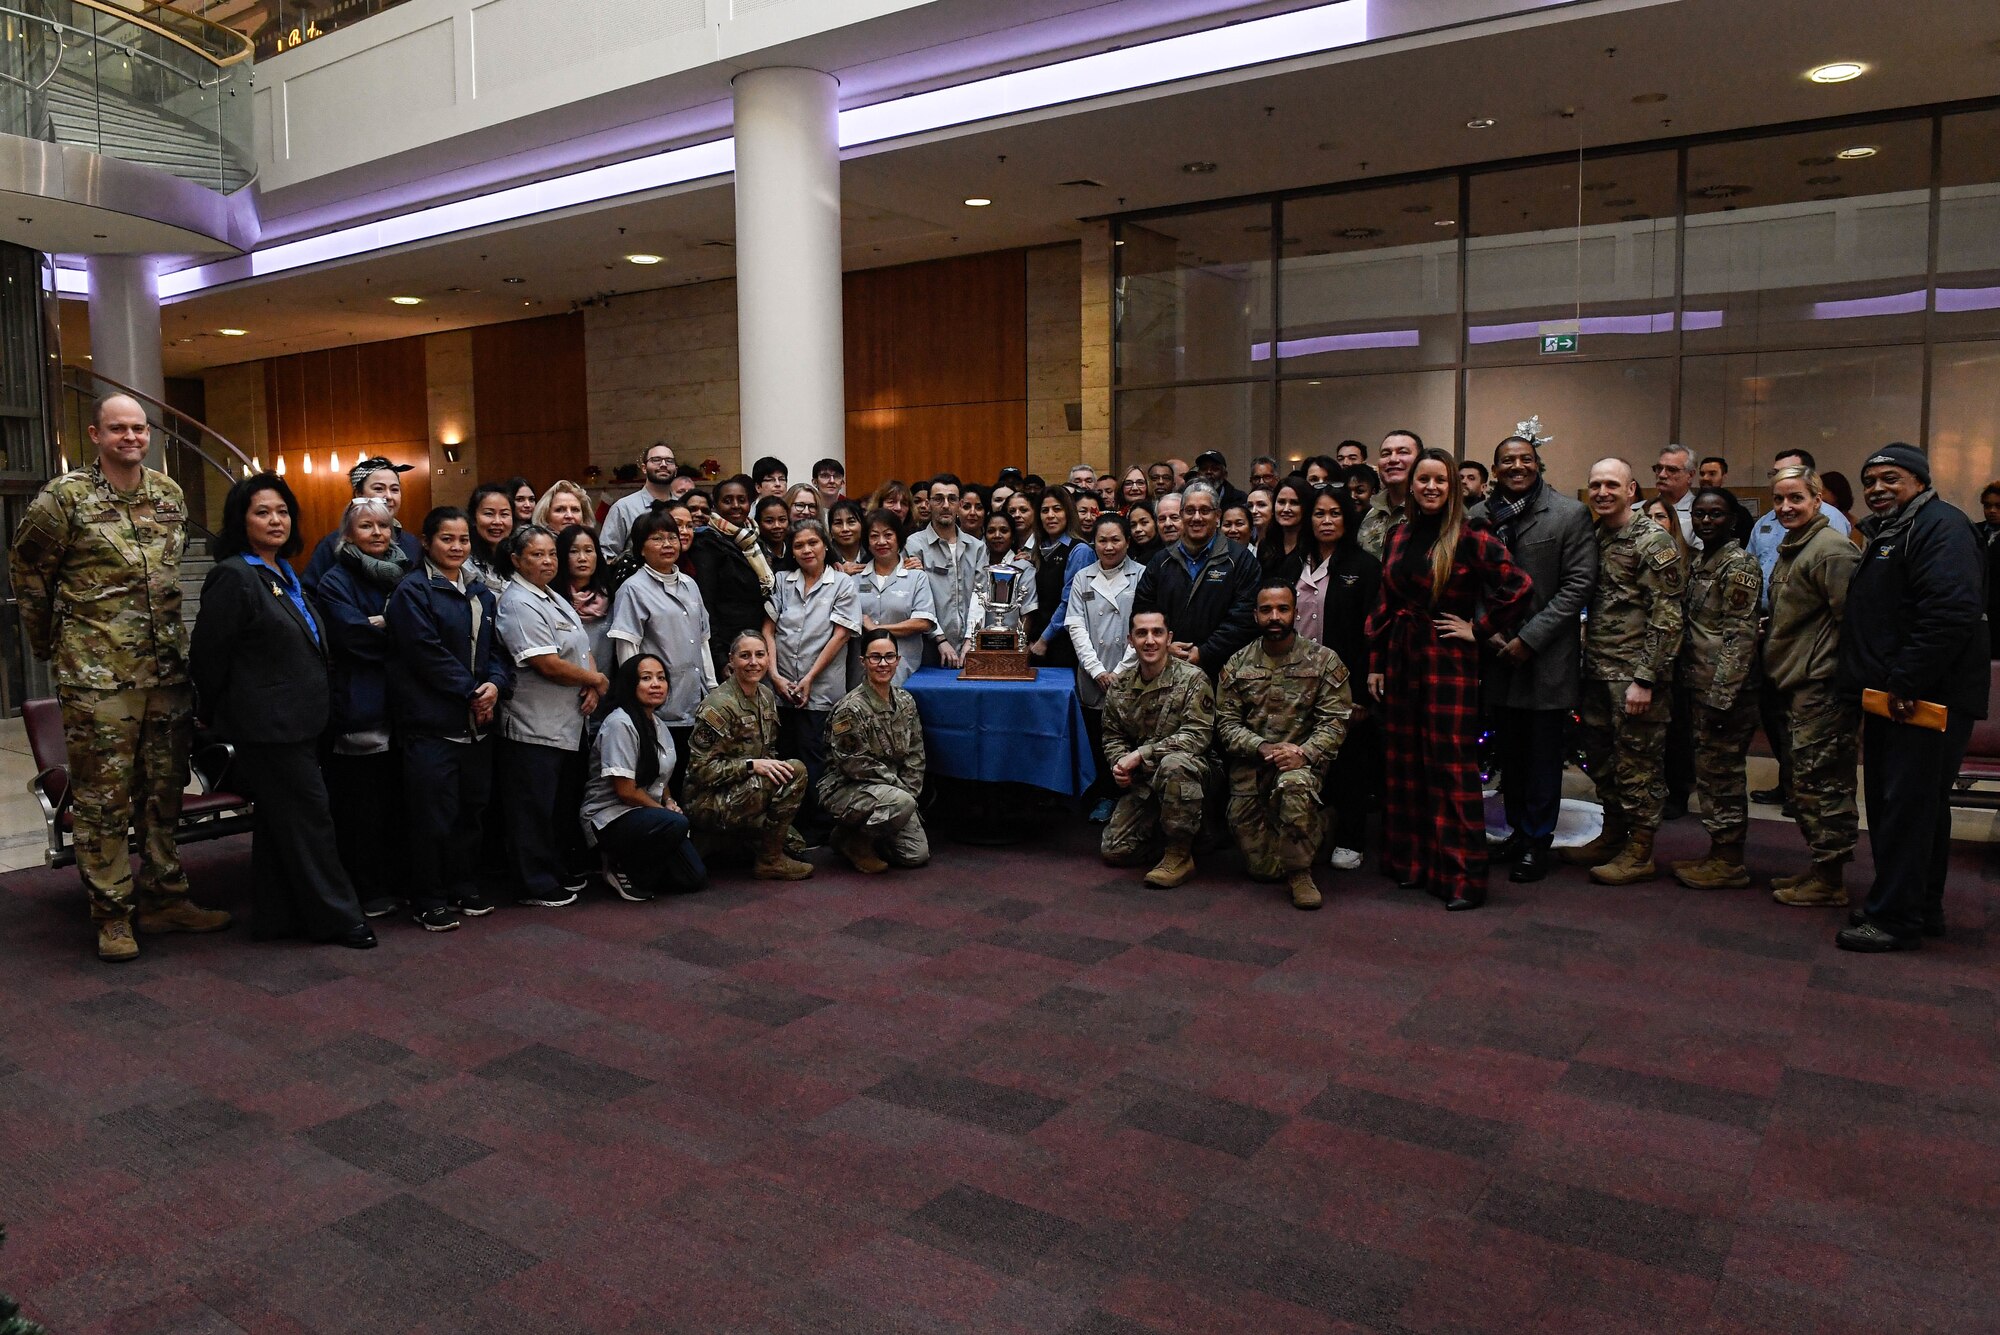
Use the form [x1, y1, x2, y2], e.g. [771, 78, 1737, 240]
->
[597, 806, 708, 897]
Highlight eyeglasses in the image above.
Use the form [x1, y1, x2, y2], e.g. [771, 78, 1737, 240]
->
[1651, 464, 1684, 475]
[864, 653, 901, 664]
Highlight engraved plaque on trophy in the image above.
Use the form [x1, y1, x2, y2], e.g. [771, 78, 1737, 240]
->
[959, 564, 1036, 681]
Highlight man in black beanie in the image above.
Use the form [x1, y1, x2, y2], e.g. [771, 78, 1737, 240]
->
[1835, 443, 1991, 951]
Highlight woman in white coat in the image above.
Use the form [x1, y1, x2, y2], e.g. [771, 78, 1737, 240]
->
[1066, 512, 1145, 823]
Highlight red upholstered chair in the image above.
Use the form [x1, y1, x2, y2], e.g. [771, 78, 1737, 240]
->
[1951, 663, 2000, 811]
[22, 697, 256, 867]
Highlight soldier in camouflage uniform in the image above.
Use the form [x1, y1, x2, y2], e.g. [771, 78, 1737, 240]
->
[1216, 582, 1350, 909]
[1100, 609, 1214, 889]
[1761, 466, 1861, 907]
[819, 630, 929, 874]
[1355, 431, 1419, 559]
[1563, 458, 1686, 885]
[8, 394, 230, 961]
[1672, 489, 1764, 889]
[685, 631, 812, 879]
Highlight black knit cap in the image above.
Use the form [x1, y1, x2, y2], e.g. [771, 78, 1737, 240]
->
[1860, 442, 1930, 486]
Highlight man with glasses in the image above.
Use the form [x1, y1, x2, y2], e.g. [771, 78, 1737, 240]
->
[601, 441, 680, 557]
[1147, 461, 1177, 498]
[905, 474, 983, 669]
[1132, 479, 1261, 677]
[1653, 445, 1699, 550]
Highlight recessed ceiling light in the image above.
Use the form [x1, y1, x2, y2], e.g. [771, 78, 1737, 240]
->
[1631, 92, 1668, 105]
[1466, 117, 1496, 129]
[624, 253, 663, 264]
[963, 197, 992, 207]
[502, 276, 525, 283]
[389, 296, 423, 305]
[1836, 145, 1878, 160]
[1808, 61, 1866, 83]
[216, 328, 247, 336]
[1181, 161, 1217, 174]
[1432, 218, 1457, 227]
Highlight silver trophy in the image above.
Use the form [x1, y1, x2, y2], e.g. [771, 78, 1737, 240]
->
[977, 564, 1027, 651]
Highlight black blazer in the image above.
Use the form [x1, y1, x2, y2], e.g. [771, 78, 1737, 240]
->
[190, 555, 331, 744]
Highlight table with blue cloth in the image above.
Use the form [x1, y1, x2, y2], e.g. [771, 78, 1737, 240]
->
[902, 669, 1096, 842]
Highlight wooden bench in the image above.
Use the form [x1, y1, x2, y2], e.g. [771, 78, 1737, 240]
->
[22, 697, 255, 868]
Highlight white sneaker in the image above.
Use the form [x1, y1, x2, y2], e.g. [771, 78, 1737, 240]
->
[1328, 847, 1362, 870]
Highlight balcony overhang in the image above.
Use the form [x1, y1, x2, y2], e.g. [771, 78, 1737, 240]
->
[0, 136, 259, 258]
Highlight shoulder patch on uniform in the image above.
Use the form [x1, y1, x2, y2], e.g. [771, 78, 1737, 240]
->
[1646, 542, 1679, 570]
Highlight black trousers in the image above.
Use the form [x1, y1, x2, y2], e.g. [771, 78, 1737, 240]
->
[402, 734, 495, 911]
[232, 740, 365, 941]
[778, 706, 831, 829]
[1665, 680, 1695, 805]
[1326, 712, 1383, 851]
[1758, 679, 1795, 796]
[597, 807, 708, 897]
[1861, 711, 1975, 937]
[499, 738, 583, 903]
[1493, 706, 1567, 847]
[324, 748, 404, 902]
[1080, 705, 1109, 806]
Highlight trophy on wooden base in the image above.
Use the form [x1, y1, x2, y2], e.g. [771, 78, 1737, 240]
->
[958, 564, 1036, 681]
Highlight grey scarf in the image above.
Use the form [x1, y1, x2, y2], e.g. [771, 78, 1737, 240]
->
[340, 539, 411, 589]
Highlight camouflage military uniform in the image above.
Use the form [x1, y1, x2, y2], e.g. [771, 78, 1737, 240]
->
[1216, 636, 1350, 877]
[1099, 656, 1213, 864]
[818, 682, 929, 866]
[1356, 493, 1405, 561]
[1764, 515, 1860, 866]
[685, 679, 807, 838]
[1577, 510, 1686, 833]
[1680, 539, 1762, 843]
[8, 462, 194, 922]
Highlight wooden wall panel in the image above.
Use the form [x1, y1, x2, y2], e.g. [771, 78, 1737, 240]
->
[473, 313, 588, 488]
[842, 249, 1027, 494]
[261, 336, 431, 555]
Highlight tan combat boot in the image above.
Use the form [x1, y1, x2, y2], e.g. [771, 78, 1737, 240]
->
[1769, 867, 1813, 893]
[97, 918, 139, 962]
[1561, 811, 1627, 867]
[1287, 870, 1323, 910]
[833, 827, 888, 874]
[1674, 841, 1751, 890]
[1143, 838, 1194, 889]
[134, 899, 232, 935]
[753, 824, 814, 880]
[1590, 828, 1658, 885]
[1773, 859, 1847, 907]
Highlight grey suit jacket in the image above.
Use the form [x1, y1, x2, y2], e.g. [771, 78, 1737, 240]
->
[1483, 487, 1598, 710]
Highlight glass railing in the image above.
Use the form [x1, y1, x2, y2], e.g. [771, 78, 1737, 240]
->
[0, 0, 254, 193]
[159, 0, 411, 62]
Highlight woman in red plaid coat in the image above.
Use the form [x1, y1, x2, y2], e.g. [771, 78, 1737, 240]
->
[1365, 448, 1533, 910]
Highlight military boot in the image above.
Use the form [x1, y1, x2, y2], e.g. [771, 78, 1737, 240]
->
[753, 825, 814, 880]
[1589, 828, 1658, 885]
[1287, 870, 1323, 910]
[1143, 838, 1194, 889]
[135, 899, 232, 935]
[1673, 841, 1751, 890]
[1561, 810, 1627, 867]
[97, 918, 139, 962]
[833, 827, 888, 874]
[1773, 859, 1847, 907]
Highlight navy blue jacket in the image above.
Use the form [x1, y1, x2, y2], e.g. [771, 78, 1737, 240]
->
[1839, 492, 1991, 717]
[1131, 536, 1263, 676]
[385, 566, 513, 737]
[317, 552, 403, 735]
[189, 555, 329, 745]
[302, 525, 423, 592]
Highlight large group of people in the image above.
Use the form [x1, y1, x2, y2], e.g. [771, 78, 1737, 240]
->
[13, 394, 1989, 963]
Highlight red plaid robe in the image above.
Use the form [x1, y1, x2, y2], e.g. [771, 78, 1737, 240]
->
[1365, 524, 1533, 897]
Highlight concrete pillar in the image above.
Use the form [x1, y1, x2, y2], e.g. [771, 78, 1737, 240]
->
[86, 254, 165, 405]
[731, 67, 845, 482]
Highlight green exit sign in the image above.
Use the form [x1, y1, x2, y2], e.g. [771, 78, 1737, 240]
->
[1540, 334, 1580, 355]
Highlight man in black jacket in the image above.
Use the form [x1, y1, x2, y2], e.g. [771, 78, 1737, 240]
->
[1132, 479, 1261, 677]
[1835, 444, 1991, 952]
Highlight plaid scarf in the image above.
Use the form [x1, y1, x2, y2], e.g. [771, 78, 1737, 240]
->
[1485, 477, 1542, 550]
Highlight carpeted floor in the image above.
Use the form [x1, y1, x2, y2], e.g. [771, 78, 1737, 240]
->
[1, 813, 1995, 1334]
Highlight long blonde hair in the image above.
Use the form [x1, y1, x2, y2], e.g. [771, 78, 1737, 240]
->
[1404, 446, 1468, 605]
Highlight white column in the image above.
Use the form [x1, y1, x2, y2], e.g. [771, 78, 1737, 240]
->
[86, 254, 165, 404]
[732, 67, 845, 482]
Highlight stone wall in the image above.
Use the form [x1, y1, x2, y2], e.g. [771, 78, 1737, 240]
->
[1025, 243, 1082, 482]
[583, 279, 742, 484]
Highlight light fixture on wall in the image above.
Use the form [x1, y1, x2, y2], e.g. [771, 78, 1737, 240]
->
[443, 446, 460, 464]
[276, 455, 287, 475]
[1808, 61, 1866, 83]
[390, 295, 423, 305]
[302, 452, 314, 474]
[330, 451, 341, 472]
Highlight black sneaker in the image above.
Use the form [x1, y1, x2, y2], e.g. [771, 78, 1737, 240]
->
[519, 888, 579, 908]
[360, 895, 403, 919]
[413, 906, 460, 932]
[559, 871, 591, 894]
[451, 891, 495, 917]
[602, 866, 654, 902]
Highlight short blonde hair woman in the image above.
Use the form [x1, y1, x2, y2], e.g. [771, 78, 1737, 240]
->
[531, 480, 594, 533]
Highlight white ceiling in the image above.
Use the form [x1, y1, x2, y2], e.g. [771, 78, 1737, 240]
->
[65, 0, 1998, 375]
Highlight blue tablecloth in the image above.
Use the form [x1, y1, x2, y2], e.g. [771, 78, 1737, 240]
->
[902, 667, 1097, 796]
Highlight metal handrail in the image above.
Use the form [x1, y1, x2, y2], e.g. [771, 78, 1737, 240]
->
[89, 0, 254, 67]
[0, 4, 233, 91]
[62, 364, 255, 483]
[0, 19, 66, 94]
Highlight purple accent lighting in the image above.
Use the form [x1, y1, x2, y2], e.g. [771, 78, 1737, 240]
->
[1809, 290, 1927, 320]
[1465, 311, 1724, 343]
[1936, 286, 2000, 313]
[1252, 329, 1421, 359]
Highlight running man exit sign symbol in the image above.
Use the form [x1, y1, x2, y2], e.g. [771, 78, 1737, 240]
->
[1540, 333, 1579, 354]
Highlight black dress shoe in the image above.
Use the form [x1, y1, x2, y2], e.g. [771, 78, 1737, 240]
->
[1490, 833, 1527, 863]
[1750, 787, 1786, 806]
[1509, 846, 1551, 883]
[319, 923, 378, 949]
[1662, 797, 1688, 822]
[1446, 892, 1485, 911]
[1836, 921, 1918, 953]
